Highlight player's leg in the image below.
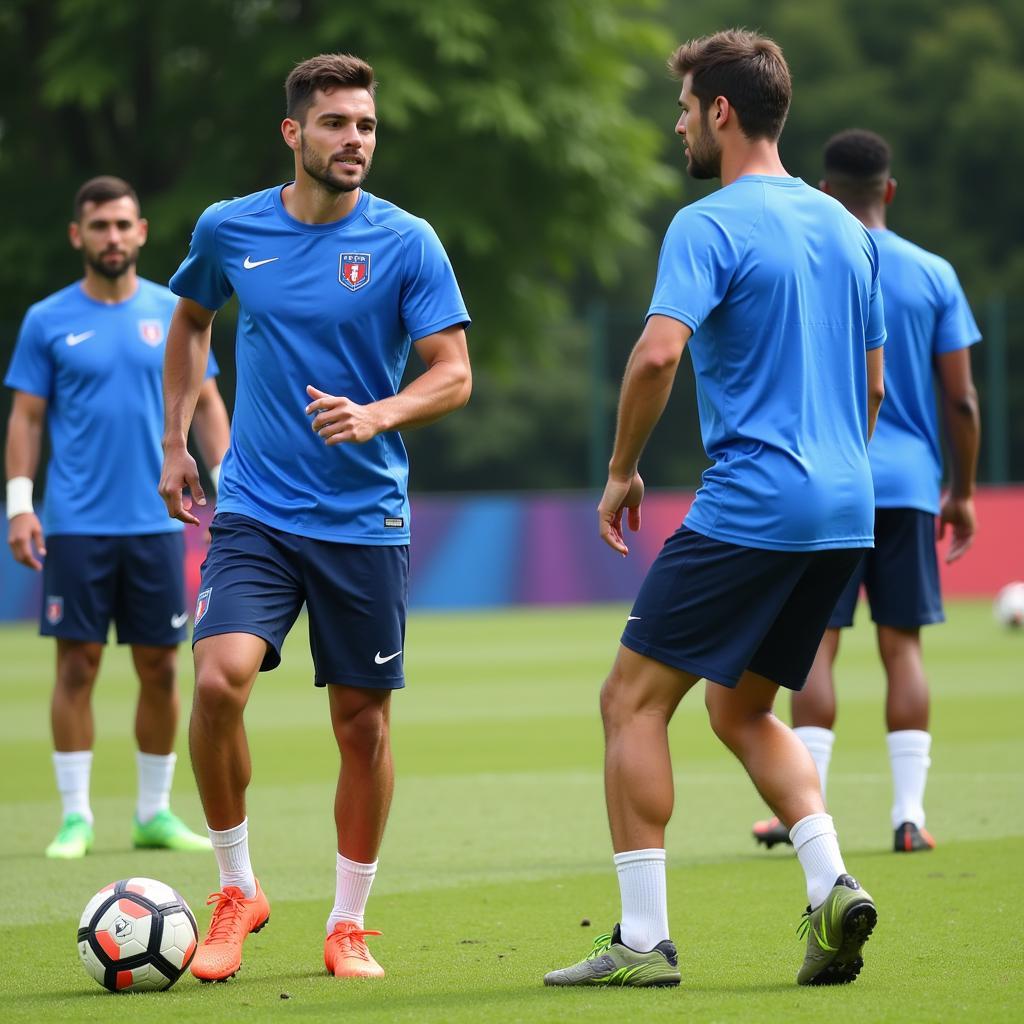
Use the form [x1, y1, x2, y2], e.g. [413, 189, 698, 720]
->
[303, 541, 407, 979]
[41, 535, 116, 858]
[742, 547, 876, 985]
[186, 513, 304, 981]
[115, 532, 209, 849]
[866, 509, 943, 852]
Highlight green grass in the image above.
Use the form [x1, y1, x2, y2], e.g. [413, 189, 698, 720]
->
[0, 601, 1021, 1021]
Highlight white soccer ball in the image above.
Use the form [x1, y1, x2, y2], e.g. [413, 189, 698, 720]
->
[993, 581, 1024, 629]
[78, 877, 197, 993]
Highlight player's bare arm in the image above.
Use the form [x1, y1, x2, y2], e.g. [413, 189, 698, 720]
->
[599, 314, 692, 556]
[305, 325, 471, 445]
[159, 296, 216, 526]
[866, 345, 885, 439]
[190, 377, 231, 485]
[5, 390, 48, 570]
[935, 346, 980, 562]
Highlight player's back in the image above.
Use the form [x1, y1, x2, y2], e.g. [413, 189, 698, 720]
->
[867, 230, 980, 514]
[650, 176, 885, 551]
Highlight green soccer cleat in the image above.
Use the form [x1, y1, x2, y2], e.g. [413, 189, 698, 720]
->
[133, 809, 212, 851]
[544, 924, 681, 987]
[45, 813, 94, 859]
[797, 874, 877, 986]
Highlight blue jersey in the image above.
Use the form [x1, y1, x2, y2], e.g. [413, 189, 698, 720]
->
[170, 186, 470, 544]
[4, 278, 219, 537]
[868, 229, 980, 514]
[648, 176, 886, 551]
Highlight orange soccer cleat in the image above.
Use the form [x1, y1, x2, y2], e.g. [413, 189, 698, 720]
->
[190, 881, 270, 982]
[324, 921, 384, 979]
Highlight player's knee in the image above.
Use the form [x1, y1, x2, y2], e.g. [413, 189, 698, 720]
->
[599, 670, 630, 728]
[136, 649, 177, 695]
[56, 645, 102, 693]
[193, 664, 247, 719]
[332, 700, 389, 761]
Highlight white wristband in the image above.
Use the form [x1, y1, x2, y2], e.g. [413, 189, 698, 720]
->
[6, 476, 34, 520]
[209, 463, 221, 493]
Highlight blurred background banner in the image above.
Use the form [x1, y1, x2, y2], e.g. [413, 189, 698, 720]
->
[3, 487, 1021, 621]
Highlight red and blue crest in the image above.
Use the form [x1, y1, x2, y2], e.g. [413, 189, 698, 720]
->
[138, 320, 164, 346]
[46, 595, 64, 625]
[339, 252, 371, 291]
[195, 587, 212, 624]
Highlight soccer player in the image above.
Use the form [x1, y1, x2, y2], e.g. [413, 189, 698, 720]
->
[158, 53, 471, 983]
[544, 31, 885, 989]
[752, 130, 981, 855]
[4, 175, 230, 859]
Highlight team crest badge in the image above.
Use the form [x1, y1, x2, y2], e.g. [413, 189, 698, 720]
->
[46, 595, 64, 625]
[339, 253, 371, 291]
[138, 320, 164, 346]
[195, 588, 212, 624]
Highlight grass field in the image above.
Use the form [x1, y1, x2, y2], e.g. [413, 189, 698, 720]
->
[0, 600, 1021, 1022]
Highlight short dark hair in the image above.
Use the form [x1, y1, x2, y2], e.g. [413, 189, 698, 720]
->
[823, 129, 891, 180]
[669, 29, 791, 141]
[285, 53, 376, 124]
[73, 176, 139, 221]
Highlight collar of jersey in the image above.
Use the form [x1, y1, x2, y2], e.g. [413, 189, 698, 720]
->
[75, 279, 144, 308]
[271, 184, 370, 233]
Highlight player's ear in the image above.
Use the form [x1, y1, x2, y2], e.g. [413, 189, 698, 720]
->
[281, 117, 300, 152]
[136, 217, 149, 248]
[819, 178, 830, 194]
[68, 221, 82, 251]
[885, 177, 897, 205]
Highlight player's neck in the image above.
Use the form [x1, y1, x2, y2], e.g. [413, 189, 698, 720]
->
[283, 178, 362, 225]
[720, 140, 788, 187]
[855, 207, 887, 230]
[80, 267, 139, 304]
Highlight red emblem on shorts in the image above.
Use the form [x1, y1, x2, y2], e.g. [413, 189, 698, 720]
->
[46, 595, 64, 625]
[195, 588, 212, 624]
[138, 320, 164, 346]
[339, 253, 370, 291]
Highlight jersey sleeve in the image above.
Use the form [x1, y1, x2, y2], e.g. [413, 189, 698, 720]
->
[169, 204, 235, 311]
[865, 236, 886, 351]
[932, 261, 981, 354]
[3, 308, 54, 399]
[399, 221, 470, 342]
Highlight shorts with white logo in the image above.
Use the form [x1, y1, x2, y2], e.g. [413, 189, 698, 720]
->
[828, 507, 944, 629]
[40, 533, 187, 646]
[621, 526, 865, 691]
[193, 512, 408, 688]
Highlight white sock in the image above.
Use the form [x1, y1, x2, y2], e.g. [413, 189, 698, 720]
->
[135, 751, 175, 823]
[613, 848, 669, 951]
[326, 853, 378, 933]
[208, 818, 256, 898]
[790, 813, 846, 909]
[794, 726, 835, 801]
[887, 730, 931, 828]
[53, 751, 93, 825]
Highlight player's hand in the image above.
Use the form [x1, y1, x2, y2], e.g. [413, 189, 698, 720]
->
[598, 471, 644, 556]
[937, 494, 975, 564]
[305, 385, 383, 445]
[158, 444, 206, 527]
[8, 511, 46, 571]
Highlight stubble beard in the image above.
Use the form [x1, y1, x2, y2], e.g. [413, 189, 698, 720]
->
[84, 249, 137, 280]
[686, 111, 722, 181]
[300, 134, 370, 195]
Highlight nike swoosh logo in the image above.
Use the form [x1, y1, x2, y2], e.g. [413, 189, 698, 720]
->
[627, 616, 642, 621]
[66, 331, 95, 346]
[243, 255, 280, 269]
[170, 612, 188, 628]
[374, 650, 402, 665]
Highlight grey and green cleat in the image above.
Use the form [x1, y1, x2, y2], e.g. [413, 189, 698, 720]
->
[133, 809, 212, 851]
[45, 813, 94, 859]
[544, 924, 680, 987]
[797, 874, 877, 986]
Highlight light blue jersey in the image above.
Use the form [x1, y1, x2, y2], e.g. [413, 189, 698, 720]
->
[648, 176, 886, 551]
[868, 229, 980, 514]
[170, 186, 470, 544]
[5, 278, 219, 536]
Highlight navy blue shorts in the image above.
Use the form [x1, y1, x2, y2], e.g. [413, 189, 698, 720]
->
[193, 512, 409, 689]
[40, 533, 187, 646]
[621, 526, 865, 691]
[828, 507, 944, 629]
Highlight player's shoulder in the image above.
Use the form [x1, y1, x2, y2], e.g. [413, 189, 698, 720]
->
[134, 277, 179, 312]
[359, 192, 437, 242]
[21, 281, 89, 326]
[194, 186, 279, 232]
[876, 229, 958, 282]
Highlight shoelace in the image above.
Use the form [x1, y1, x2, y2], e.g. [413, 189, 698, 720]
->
[330, 926, 383, 961]
[796, 907, 813, 941]
[586, 933, 614, 960]
[204, 890, 250, 944]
